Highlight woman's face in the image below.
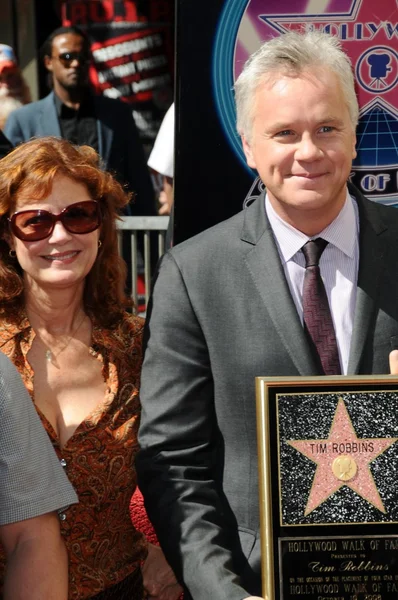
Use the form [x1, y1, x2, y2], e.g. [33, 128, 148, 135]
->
[10, 174, 101, 293]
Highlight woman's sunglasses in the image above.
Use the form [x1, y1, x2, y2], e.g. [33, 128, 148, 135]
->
[9, 201, 101, 242]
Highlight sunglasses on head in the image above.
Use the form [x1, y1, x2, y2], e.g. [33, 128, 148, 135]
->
[9, 201, 101, 242]
[53, 52, 90, 67]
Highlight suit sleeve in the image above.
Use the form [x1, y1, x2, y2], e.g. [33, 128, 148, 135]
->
[3, 112, 25, 147]
[136, 253, 250, 600]
[0, 354, 78, 526]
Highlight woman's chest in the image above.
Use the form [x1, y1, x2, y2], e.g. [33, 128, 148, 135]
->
[28, 343, 109, 447]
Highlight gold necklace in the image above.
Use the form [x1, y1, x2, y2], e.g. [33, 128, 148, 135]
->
[43, 313, 87, 363]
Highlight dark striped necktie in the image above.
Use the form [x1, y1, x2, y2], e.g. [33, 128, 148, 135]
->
[302, 239, 341, 375]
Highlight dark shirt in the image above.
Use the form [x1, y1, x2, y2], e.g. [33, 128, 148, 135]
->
[54, 93, 98, 152]
[0, 131, 13, 159]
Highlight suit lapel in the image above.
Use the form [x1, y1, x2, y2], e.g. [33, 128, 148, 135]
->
[40, 93, 61, 137]
[241, 186, 388, 376]
[241, 194, 319, 375]
[347, 188, 387, 374]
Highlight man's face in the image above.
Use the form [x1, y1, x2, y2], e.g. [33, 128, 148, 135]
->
[45, 33, 90, 91]
[0, 67, 20, 93]
[242, 67, 357, 233]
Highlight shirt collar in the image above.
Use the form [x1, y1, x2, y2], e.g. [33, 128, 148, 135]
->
[265, 189, 358, 265]
[54, 91, 94, 117]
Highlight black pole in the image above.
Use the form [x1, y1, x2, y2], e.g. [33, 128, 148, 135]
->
[10, 0, 19, 60]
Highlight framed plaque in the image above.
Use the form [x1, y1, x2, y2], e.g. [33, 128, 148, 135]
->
[256, 375, 398, 600]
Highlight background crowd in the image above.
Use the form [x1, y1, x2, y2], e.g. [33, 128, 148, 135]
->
[0, 27, 174, 222]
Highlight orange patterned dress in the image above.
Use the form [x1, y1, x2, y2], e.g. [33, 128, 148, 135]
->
[0, 311, 148, 599]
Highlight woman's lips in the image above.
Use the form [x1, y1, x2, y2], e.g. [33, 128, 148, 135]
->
[41, 251, 80, 262]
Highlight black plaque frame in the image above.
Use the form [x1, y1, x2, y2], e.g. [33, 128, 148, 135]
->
[256, 375, 398, 600]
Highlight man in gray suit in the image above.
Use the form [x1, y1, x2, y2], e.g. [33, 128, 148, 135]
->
[4, 26, 155, 217]
[136, 31, 398, 600]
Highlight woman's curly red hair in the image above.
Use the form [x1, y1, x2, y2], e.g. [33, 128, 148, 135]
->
[0, 136, 132, 326]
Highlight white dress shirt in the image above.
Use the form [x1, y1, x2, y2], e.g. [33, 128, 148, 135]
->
[265, 191, 359, 374]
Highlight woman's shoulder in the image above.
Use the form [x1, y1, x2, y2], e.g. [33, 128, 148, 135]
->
[92, 312, 144, 356]
[119, 312, 145, 336]
[111, 312, 144, 343]
[0, 314, 30, 347]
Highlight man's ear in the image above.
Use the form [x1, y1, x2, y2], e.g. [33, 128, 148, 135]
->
[352, 137, 357, 161]
[44, 55, 53, 73]
[241, 134, 257, 169]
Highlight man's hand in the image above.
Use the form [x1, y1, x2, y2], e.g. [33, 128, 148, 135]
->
[142, 543, 183, 600]
[389, 350, 398, 375]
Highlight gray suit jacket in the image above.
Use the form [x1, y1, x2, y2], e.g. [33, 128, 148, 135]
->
[4, 92, 155, 216]
[136, 186, 398, 600]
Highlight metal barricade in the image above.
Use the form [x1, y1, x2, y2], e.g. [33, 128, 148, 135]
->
[117, 216, 170, 311]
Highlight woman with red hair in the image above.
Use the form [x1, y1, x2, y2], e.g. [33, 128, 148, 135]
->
[0, 137, 181, 600]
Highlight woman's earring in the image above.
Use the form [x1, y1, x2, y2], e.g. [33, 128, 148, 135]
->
[98, 240, 102, 248]
[9, 249, 16, 258]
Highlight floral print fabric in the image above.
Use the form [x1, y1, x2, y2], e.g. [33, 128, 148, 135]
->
[0, 312, 147, 599]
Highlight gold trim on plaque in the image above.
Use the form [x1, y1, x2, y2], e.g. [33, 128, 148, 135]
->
[256, 377, 275, 600]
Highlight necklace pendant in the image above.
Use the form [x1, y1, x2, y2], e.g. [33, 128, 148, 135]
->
[46, 349, 52, 362]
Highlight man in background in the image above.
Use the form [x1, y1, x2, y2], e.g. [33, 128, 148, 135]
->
[137, 31, 398, 600]
[4, 27, 155, 217]
[148, 102, 174, 216]
[148, 102, 174, 247]
[0, 351, 78, 598]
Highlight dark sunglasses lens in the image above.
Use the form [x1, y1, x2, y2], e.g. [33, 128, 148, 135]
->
[59, 52, 88, 66]
[62, 202, 100, 233]
[11, 211, 53, 241]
